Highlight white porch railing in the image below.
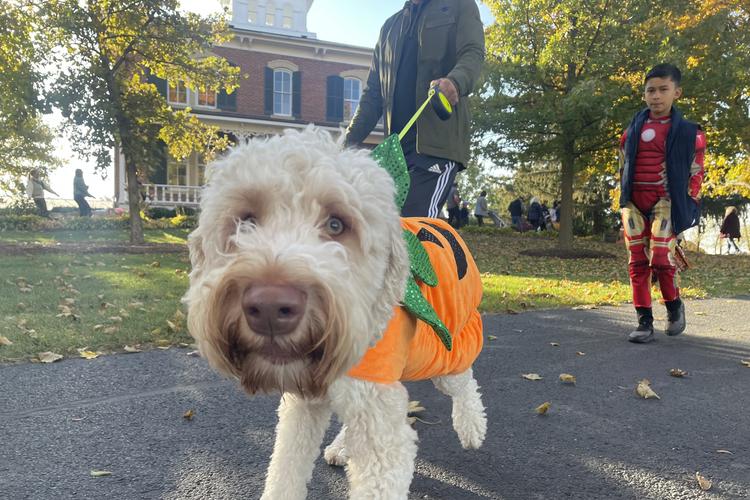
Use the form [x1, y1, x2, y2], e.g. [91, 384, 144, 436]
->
[142, 183, 202, 207]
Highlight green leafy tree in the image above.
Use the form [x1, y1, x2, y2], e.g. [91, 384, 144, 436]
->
[40, 0, 239, 243]
[0, 2, 57, 194]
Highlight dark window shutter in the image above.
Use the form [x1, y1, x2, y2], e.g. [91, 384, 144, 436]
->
[217, 89, 237, 111]
[152, 143, 168, 184]
[292, 71, 301, 119]
[147, 73, 168, 98]
[326, 75, 344, 122]
[264, 67, 274, 115]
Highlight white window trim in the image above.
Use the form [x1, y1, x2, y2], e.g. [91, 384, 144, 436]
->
[196, 89, 218, 109]
[343, 77, 362, 123]
[167, 81, 188, 107]
[272, 69, 293, 117]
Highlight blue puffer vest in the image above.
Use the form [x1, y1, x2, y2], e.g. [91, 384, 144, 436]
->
[619, 106, 702, 235]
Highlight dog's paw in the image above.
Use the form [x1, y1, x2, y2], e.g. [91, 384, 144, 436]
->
[454, 408, 487, 449]
[323, 443, 349, 467]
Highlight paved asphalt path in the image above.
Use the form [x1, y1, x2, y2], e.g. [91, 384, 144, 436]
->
[2, 298, 749, 500]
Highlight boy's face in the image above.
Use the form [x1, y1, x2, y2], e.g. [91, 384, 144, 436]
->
[644, 77, 682, 117]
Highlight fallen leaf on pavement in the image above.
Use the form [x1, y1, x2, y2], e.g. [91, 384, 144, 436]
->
[186, 350, 200, 357]
[572, 304, 598, 310]
[694, 311, 707, 316]
[183, 410, 195, 420]
[669, 368, 688, 377]
[695, 472, 712, 491]
[487, 335, 498, 340]
[716, 449, 733, 454]
[90, 470, 112, 477]
[0, 336, 12, 346]
[38, 352, 63, 363]
[123, 345, 141, 353]
[559, 373, 576, 384]
[549, 342, 559, 347]
[741, 359, 750, 367]
[522, 373, 543, 381]
[79, 350, 99, 360]
[576, 351, 586, 356]
[535, 402, 551, 415]
[635, 379, 660, 400]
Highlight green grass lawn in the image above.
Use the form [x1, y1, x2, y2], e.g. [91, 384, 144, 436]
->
[0, 228, 189, 245]
[1, 228, 748, 362]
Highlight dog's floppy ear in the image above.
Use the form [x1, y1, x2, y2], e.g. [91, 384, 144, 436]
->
[370, 216, 410, 340]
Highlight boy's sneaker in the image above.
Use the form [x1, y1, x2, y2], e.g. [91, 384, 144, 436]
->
[665, 299, 686, 336]
[629, 307, 655, 343]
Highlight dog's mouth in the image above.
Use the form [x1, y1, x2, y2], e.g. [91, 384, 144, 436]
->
[256, 341, 323, 365]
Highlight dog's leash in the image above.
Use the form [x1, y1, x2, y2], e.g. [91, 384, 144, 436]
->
[369, 86, 455, 351]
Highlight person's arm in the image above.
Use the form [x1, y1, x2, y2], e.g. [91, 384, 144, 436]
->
[42, 180, 58, 196]
[443, 0, 485, 100]
[344, 27, 385, 147]
[689, 129, 706, 200]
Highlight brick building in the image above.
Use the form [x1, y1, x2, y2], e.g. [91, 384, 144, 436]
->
[114, 0, 381, 207]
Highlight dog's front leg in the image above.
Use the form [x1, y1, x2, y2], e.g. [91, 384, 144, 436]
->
[330, 378, 417, 499]
[261, 393, 332, 500]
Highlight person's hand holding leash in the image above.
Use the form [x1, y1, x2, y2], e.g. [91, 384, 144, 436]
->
[430, 78, 459, 105]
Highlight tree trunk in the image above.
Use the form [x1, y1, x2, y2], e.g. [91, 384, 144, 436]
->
[558, 145, 575, 251]
[124, 151, 144, 244]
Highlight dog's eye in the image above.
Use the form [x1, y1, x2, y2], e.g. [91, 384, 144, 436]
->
[240, 213, 257, 224]
[324, 216, 345, 236]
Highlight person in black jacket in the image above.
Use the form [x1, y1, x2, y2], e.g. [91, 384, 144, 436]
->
[720, 206, 742, 254]
[508, 197, 523, 229]
[527, 197, 543, 230]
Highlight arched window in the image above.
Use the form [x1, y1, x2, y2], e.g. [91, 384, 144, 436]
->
[265, 1, 276, 26]
[273, 69, 292, 116]
[282, 4, 293, 29]
[343, 78, 361, 121]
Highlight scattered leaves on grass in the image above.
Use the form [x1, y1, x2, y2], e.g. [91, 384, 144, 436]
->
[487, 335, 498, 340]
[150, 261, 161, 268]
[635, 379, 660, 400]
[103, 326, 119, 335]
[522, 373, 543, 381]
[716, 449, 733, 455]
[123, 345, 142, 353]
[0, 336, 13, 346]
[38, 352, 63, 363]
[90, 470, 112, 477]
[535, 402, 551, 415]
[16, 302, 26, 311]
[107, 316, 123, 323]
[183, 409, 195, 420]
[669, 368, 688, 378]
[135, 270, 146, 278]
[695, 472, 712, 491]
[559, 373, 576, 384]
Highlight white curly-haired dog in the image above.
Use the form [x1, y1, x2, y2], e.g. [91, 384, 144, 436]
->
[184, 127, 486, 499]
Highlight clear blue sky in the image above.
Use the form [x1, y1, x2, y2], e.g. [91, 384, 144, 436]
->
[47, 1, 493, 200]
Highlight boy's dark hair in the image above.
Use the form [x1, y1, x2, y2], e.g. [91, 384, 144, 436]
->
[645, 63, 682, 85]
[480, 190, 487, 196]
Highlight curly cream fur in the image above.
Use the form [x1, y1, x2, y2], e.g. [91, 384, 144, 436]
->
[183, 127, 485, 499]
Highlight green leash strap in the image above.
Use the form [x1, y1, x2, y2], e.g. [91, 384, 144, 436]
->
[398, 88, 436, 141]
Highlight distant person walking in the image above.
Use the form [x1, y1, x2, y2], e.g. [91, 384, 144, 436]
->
[720, 206, 742, 254]
[26, 168, 58, 218]
[508, 197, 523, 229]
[528, 197, 543, 230]
[446, 182, 461, 227]
[474, 191, 489, 226]
[73, 169, 93, 217]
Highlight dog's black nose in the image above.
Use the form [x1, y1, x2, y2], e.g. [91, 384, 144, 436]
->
[242, 284, 306, 336]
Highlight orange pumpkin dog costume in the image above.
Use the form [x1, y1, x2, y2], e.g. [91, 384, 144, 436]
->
[348, 218, 483, 384]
